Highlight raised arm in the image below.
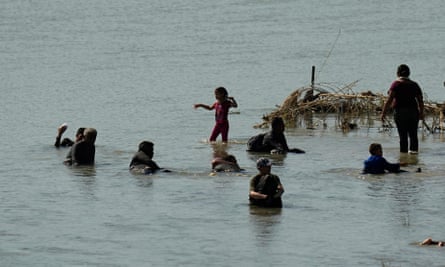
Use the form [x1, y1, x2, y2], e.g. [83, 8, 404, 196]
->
[228, 96, 238, 108]
[194, 103, 215, 110]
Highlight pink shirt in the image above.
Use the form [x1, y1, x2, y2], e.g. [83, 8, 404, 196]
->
[214, 100, 231, 123]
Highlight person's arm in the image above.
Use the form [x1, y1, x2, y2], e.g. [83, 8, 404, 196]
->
[273, 183, 284, 198]
[417, 91, 424, 120]
[194, 103, 215, 110]
[249, 191, 268, 200]
[381, 89, 395, 121]
[147, 160, 160, 170]
[54, 124, 68, 147]
[383, 158, 401, 173]
[249, 176, 268, 199]
[55, 136, 62, 147]
[288, 148, 305, 153]
[228, 96, 238, 108]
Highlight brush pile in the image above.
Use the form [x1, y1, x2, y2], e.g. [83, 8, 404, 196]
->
[255, 81, 444, 132]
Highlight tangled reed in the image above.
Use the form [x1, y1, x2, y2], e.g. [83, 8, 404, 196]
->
[255, 81, 444, 133]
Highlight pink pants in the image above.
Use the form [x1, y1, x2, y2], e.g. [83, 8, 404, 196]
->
[210, 121, 229, 142]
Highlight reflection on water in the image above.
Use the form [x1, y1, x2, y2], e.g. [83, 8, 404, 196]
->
[133, 175, 154, 188]
[68, 165, 97, 177]
[249, 206, 282, 246]
[387, 177, 424, 227]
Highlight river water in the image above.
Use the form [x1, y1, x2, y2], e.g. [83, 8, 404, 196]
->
[1, 0, 445, 266]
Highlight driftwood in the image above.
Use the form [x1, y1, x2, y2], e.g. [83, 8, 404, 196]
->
[256, 81, 444, 133]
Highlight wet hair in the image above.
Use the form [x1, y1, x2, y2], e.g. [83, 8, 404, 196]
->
[369, 143, 382, 155]
[397, 64, 410, 78]
[76, 127, 86, 137]
[271, 117, 284, 130]
[138, 141, 154, 153]
[83, 128, 97, 143]
[214, 86, 228, 98]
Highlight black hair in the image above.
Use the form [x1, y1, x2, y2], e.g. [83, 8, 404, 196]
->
[369, 143, 382, 155]
[214, 86, 228, 98]
[271, 117, 284, 130]
[76, 128, 86, 137]
[139, 141, 154, 152]
[397, 64, 410, 78]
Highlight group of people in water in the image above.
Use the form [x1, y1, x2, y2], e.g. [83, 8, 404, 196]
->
[55, 123, 97, 166]
[54, 64, 426, 204]
[54, 64, 442, 245]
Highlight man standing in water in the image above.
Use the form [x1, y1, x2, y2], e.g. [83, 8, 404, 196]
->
[249, 158, 284, 208]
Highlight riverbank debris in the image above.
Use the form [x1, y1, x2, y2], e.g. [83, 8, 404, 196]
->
[255, 81, 444, 133]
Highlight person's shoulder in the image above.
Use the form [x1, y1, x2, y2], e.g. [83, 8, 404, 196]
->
[391, 79, 402, 87]
[269, 173, 280, 179]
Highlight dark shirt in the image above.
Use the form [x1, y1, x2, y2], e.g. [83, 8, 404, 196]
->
[262, 131, 289, 152]
[389, 78, 422, 111]
[249, 173, 283, 208]
[363, 155, 400, 174]
[67, 141, 95, 165]
[129, 151, 160, 171]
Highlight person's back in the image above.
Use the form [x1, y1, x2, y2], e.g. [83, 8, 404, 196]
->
[72, 141, 95, 165]
[129, 141, 160, 173]
[68, 128, 97, 166]
[212, 154, 242, 172]
[391, 78, 422, 110]
[363, 155, 388, 174]
[262, 130, 288, 153]
[363, 143, 401, 174]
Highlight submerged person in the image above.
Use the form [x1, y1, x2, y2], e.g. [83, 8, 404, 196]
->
[363, 143, 407, 174]
[64, 128, 97, 166]
[194, 86, 238, 143]
[212, 154, 243, 172]
[249, 158, 284, 208]
[381, 64, 424, 154]
[247, 117, 304, 154]
[54, 123, 85, 148]
[129, 141, 163, 174]
[420, 237, 444, 247]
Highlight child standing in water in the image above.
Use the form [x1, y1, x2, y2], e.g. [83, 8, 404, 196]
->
[194, 87, 238, 143]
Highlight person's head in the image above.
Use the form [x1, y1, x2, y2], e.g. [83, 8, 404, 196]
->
[83, 128, 97, 144]
[256, 157, 272, 174]
[75, 127, 86, 142]
[271, 117, 285, 133]
[138, 141, 154, 158]
[369, 143, 383, 156]
[397, 64, 410, 78]
[214, 86, 228, 101]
